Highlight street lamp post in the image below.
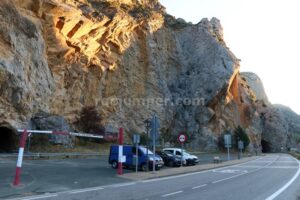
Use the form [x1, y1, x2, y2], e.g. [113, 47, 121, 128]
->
[144, 119, 151, 171]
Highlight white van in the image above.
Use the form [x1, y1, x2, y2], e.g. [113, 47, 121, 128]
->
[163, 148, 199, 165]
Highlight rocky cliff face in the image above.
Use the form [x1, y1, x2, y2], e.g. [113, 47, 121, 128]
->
[0, 0, 298, 152]
[241, 73, 300, 152]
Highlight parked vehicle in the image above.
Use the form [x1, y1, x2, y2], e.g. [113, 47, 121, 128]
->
[156, 151, 183, 167]
[163, 148, 199, 165]
[109, 145, 164, 171]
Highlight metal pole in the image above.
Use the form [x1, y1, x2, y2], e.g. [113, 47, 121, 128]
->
[118, 128, 123, 175]
[240, 148, 242, 159]
[145, 119, 149, 171]
[27, 134, 31, 153]
[152, 116, 156, 173]
[153, 131, 156, 173]
[181, 143, 183, 167]
[135, 142, 138, 173]
[227, 146, 230, 161]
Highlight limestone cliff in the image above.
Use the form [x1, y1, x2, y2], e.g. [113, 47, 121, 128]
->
[241, 73, 300, 152]
[0, 0, 297, 152]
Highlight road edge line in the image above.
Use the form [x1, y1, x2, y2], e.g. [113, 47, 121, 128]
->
[265, 158, 300, 200]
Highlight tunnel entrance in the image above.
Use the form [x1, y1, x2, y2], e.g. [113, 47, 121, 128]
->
[0, 123, 18, 153]
[261, 139, 272, 153]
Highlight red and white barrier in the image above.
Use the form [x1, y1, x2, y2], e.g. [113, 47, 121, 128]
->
[13, 129, 104, 186]
[17, 130, 104, 139]
[13, 129, 28, 186]
[118, 128, 123, 175]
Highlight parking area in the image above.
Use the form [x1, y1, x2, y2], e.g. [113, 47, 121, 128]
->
[0, 153, 244, 199]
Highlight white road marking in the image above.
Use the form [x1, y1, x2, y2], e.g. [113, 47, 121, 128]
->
[212, 172, 248, 184]
[250, 161, 296, 163]
[112, 182, 136, 187]
[8, 194, 58, 200]
[142, 157, 262, 183]
[212, 169, 248, 173]
[192, 184, 207, 189]
[161, 191, 183, 197]
[265, 159, 300, 200]
[69, 187, 104, 194]
[212, 155, 279, 184]
[235, 166, 298, 169]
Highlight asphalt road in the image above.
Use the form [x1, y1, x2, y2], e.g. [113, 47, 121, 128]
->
[0, 152, 238, 199]
[6, 154, 300, 200]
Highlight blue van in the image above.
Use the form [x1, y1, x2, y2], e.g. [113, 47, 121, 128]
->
[109, 145, 164, 171]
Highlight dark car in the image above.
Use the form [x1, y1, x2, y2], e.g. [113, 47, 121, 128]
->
[109, 145, 164, 171]
[156, 151, 182, 167]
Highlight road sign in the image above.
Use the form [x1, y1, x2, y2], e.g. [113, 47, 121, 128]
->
[224, 134, 232, 161]
[150, 115, 160, 138]
[178, 133, 187, 143]
[224, 134, 232, 148]
[238, 140, 244, 150]
[133, 134, 140, 144]
[238, 140, 244, 160]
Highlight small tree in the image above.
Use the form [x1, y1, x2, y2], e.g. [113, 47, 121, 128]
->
[75, 106, 105, 135]
[234, 126, 250, 149]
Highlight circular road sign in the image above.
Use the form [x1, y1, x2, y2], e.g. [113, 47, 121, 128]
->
[178, 133, 187, 143]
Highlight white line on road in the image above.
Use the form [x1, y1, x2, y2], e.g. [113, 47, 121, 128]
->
[265, 159, 300, 200]
[212, 155, 280, 184]
[250, 161, 296, 163]
[192, 184, 207, 189]
[69, 187, 104, 194]
[112, 182, 136, 187]
[235, 166, 298, 169]
[142, 157, 263, 184]
[212, 173, 248, 184]
[8, 194, 58, 200]
[161, 191, 183, 197]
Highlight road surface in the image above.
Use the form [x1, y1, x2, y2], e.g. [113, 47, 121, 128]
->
[7, 154, 300, 200]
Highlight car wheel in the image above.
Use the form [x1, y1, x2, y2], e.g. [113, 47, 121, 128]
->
[111, 160, 118, 169]
[141, 163, 147, 171]
[168, 160, 174, 167]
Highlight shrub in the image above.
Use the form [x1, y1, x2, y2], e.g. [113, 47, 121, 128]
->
[234, 126, 250, 149]
[75, 106, 105, 135]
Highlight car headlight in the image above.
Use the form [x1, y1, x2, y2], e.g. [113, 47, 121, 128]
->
[149, 157, 154, 161]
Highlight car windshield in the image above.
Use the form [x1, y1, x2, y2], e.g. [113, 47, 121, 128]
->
[182, 150, 191, 156]
[139, 147, 154, 155]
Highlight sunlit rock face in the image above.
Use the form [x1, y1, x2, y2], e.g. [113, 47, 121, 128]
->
[0, 0, 297, 151]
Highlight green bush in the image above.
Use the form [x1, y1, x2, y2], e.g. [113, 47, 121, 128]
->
[234, 126, 250, 149]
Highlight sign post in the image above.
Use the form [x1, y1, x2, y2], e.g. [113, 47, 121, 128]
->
[238, 140, 244, 159]
[133, 134, 140, 173]
[224, 134, 232, 161]
[118, 128, 123, 175]
[150, 115, 160, 173]
[178, 133, 187, 167]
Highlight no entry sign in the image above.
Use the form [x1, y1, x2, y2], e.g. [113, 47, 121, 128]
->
[178, 133, 187, 143]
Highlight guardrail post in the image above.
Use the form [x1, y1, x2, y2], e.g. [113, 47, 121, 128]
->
[13, 129, 28, 186]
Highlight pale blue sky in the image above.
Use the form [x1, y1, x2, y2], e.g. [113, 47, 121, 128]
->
[160, 0, 300, 114]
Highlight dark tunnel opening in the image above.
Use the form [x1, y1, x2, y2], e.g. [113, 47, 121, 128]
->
[0, 124, 18, 153]
[261, 139, 272, 153]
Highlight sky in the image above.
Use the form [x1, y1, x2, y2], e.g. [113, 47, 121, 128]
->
[160, 0, 300, 114]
